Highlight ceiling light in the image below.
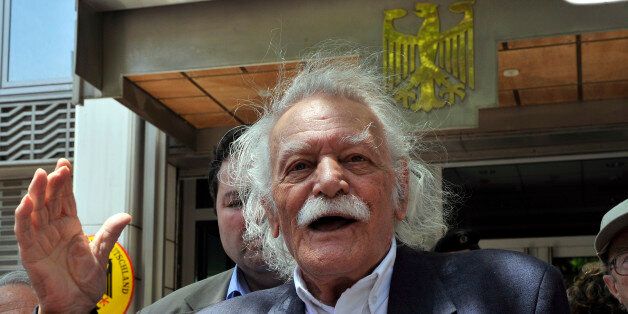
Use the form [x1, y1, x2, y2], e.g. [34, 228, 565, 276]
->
[502, 69, 520, 77]
[563, 0, 628, 4]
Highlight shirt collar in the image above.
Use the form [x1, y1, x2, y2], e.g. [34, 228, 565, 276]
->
[293, 238, 397, 314]
[226, 265, 251, 300]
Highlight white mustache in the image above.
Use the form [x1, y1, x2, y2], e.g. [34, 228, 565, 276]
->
[297, 194, 370, 227]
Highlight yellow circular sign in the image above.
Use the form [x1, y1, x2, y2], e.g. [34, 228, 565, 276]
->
[88, 236, 135, 314]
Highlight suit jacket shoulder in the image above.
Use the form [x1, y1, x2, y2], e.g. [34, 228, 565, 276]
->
[139, 268, 233, 314]
[389, 246, 569, 313]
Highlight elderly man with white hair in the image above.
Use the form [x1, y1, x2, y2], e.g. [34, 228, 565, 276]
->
[14, 52, 569, 313]
[195, 55, 570, 313]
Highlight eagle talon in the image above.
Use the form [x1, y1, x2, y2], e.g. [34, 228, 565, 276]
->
[438, 82, 465, 104]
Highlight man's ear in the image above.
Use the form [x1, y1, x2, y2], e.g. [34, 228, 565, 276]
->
[604, 274, 621, 300]
[395, 159, 409, 221]
[261, 198, 281, 238]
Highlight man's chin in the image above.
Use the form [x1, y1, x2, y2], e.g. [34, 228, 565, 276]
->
[298, 245, 359, 272]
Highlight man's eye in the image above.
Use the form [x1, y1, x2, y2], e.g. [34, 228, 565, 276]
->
[290, 162, 309, 172]
[347, 155, 367, 162]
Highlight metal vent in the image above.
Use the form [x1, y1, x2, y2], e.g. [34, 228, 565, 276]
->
[0, 101, 74, 164]
[0, 178, 28, 276]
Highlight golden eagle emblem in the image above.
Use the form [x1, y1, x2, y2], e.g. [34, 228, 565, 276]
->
[383, 1, 475, 112]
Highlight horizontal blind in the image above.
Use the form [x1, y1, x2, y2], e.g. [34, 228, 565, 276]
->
[0, 178, 29, 276]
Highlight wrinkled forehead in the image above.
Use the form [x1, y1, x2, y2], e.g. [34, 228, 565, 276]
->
[270, 94, 387, 148]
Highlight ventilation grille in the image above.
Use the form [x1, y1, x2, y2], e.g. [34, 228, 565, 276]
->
[0, 178, 28, 275]
[0, 101, 74, 164]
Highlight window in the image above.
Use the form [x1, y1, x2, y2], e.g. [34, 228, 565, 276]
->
[0, 0, 76, 100]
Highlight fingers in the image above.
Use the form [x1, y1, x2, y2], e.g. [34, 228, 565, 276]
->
[28, 169, 47, 209]
[46, 165, 75, 219]
[28, 169, 49, 227]
[55, 158, 72, 172]
[90, 213, 132, 267]
[14, 195, 34, 247]
[55, 158, 74, 205]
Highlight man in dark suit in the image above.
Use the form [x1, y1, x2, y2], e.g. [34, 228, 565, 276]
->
[13, 53, 569, 313]
[140, 126, 282, 313]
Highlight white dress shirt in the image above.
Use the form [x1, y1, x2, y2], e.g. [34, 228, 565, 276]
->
[294, 239, 397, 314]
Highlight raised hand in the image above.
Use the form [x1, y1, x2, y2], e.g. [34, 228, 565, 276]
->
[14, 158, 131, 313]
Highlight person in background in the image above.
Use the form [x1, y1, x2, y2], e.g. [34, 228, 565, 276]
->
[141, 126, 283, 313]
[432, 228, 481, 253]
[568, 261, 623, 313]
[595, 198, 628, 309]
[0, 269, 38, 314]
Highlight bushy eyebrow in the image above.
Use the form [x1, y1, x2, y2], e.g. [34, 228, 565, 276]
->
[339, 123, 380, 150]
[278, 141, 312, 158]
[275, 141, 312, 169]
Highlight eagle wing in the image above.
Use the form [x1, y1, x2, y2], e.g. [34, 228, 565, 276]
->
[383, 9, 422, 90]
[432, 0, 475, 89]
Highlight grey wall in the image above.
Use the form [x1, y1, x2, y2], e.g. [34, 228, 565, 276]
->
[94, 0, 628, 128]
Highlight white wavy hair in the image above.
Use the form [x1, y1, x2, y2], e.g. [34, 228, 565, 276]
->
[227, 50, 448, 279]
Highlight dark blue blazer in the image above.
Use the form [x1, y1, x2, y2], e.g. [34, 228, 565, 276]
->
[200, 245, 569, 313]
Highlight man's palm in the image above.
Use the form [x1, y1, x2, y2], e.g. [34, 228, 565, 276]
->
[14, 159, 131, 313]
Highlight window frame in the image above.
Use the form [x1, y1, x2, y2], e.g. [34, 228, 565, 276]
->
[0, 0, 75, 101]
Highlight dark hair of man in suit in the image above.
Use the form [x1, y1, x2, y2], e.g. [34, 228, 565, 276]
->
[208, 125, 246, 211]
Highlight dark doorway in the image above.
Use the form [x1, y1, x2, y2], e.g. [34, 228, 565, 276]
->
[443, 156, 628, 239]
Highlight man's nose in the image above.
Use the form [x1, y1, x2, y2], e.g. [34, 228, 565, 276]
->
[313, 157, 349, 198]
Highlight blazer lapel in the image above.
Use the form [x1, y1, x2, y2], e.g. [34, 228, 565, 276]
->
[388, 246, 456, 314]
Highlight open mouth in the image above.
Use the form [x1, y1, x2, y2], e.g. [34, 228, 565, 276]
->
[308, 216, 358, 232]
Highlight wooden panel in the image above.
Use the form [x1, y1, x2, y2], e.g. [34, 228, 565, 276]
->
[519, 85, 578, 106]
[498, 44, 577, 90]
[506, 35, 575, 50]
[186, 67, 243, 78]
[182, 112, 241, 128]
[127, 72, 183, 82]
[121, 78, 197, 149]
[477, 100, 628, 133]
[194, 70, 296, 110]
[583, 81, 628, 101]
[582, 38, 628, 83]
[161, 96, 223, 115]
[498, 90, 516, 107]
[582, 29, 628, 42]
[135, 78, 204, 99]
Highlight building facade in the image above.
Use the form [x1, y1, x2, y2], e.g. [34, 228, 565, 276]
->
[16, 0, 628, 311]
